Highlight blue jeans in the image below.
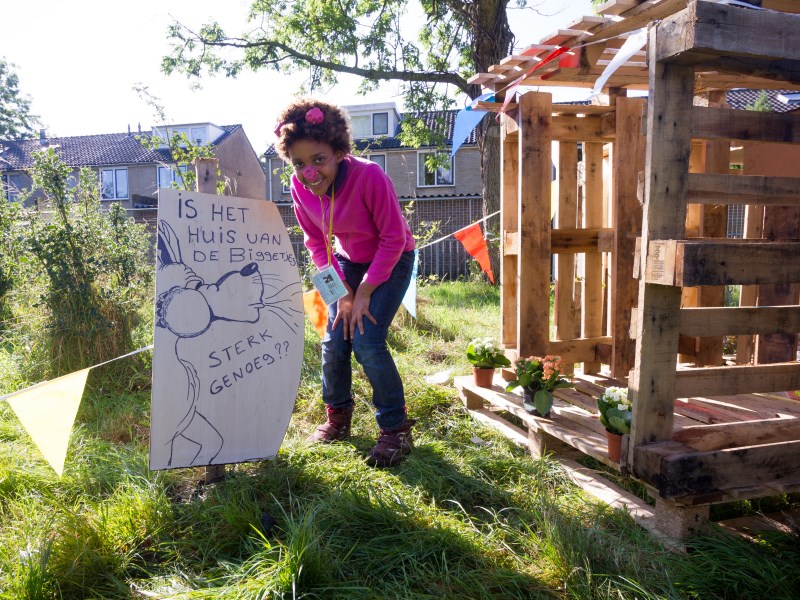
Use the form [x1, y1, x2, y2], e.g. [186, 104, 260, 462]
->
[322, 250, 415, 431]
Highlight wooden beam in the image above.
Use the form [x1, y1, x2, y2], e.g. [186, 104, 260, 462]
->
[551, 227, 614, 253]
[586, 0, 686, 44]
[691, 106, 800, 144]
[584, 141, 605, 373]
[548, 336, 613, 365]
[680, 306, 800, 337]
[629, 27, 694, 460]
[737, 203, 765, 364]
[551, 105, 616, 115]
[656, 1, 800, 64]
[551, 115, 611, 142]
[556, 143, 581, 347]
[636, 438, 800, 499]
[538, 66, 649, 88]
[501, 116, 520, 349]
[673, 417, 800, 452]
[675, 362, 800, 397]
[597, 0, 638, 17]
[687, 172, 800, 206]
[612, 97, 646, 380]
[517, 92, 552, 357]
[645, 240, 800, 287]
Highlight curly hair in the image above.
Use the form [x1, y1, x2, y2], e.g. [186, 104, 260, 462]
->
[274, 98, 352, 161]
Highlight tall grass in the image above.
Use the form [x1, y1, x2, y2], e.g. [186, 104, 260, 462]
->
[0, 281, 797, 599]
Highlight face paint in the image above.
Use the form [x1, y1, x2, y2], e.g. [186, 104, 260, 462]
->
[302, 165, 319, 181]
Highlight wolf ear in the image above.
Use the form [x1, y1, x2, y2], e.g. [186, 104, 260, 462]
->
[157, 220, 182, 267]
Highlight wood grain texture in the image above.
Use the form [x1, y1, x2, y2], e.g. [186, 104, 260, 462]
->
[501, 118, 520, 349]
[517, 92, 552, 357]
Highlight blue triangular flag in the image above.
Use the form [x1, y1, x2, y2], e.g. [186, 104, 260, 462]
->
[451, 93, 494, 157]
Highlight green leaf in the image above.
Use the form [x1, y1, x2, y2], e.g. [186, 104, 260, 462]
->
[534, 390, 553, 415]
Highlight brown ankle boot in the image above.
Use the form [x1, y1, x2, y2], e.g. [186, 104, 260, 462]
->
[308, 406, 353, 443]
[366, 419, 416, 467]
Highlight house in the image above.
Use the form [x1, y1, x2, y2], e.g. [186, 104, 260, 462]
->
[263, 103, 482, 279]
[0, 123, 266, 213]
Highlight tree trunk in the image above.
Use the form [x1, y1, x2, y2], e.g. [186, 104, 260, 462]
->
[472, 0, 514, 282]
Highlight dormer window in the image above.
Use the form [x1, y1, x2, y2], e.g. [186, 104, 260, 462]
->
[152, 123, 224, 149]
[372, 112, 389, 136]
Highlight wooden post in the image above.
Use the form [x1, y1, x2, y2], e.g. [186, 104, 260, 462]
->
[736, 202, 764, 364]
[517, 92, 552, 358]
[195, 157, 227, 485]
[556, 141, 580, 367]
[611, 97, 646, 379]
[501, 116, 520, 351]
[583, 141, 604, 374]
[695, 91, 729, 367]
[629, 26, 694, 463]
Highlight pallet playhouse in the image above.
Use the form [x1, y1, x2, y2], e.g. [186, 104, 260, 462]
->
[454, 0, 800, 540]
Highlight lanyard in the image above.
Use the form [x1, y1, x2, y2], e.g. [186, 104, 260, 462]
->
[320, 183, 335, 267]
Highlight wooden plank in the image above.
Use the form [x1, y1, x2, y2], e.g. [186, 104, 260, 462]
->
[612, 98, 646, 379]
[551, 115, 610, 142]
[656, 0, 800, 64]
[548, 336, 613, 365]
[517, 92, 552, 357]
[552, 105, 616, 115]
[583, 141, 605, 373]
[673, 417, 800, 452]
[641, 439, 800, 499]
[695, 71, 800, 92]
[556, 143, 580, 346]
[501, 117, 520, 349]
[646, 240, 800, 287]
[629, 28, 694, 461]
[588, 0, 686, 43]
[691, 106, 800, 145]
[675, 362, 800, 398]
[536, 67, 648, 90]
[470, 408, 529, 448]
[597, 0, 639, 17]
[551, 227, 614, 253]
[687, 173, 800, 206]
[680, 306, 800, 337]
[737, 203, 765, 364]
[696, 97, 729, 369]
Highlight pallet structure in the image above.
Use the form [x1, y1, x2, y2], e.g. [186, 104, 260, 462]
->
[455, 0, 800, 539]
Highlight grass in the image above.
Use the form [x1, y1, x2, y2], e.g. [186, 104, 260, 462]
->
[1, 280, 799, 599]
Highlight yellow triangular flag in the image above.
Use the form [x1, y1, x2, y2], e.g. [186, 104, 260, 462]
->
[5, 368, 90, 476]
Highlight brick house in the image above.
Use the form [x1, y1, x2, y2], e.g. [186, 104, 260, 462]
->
[1, 123, 266, 227]
[263, 103, 483, 279]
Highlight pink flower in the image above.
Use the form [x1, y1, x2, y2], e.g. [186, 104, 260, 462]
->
[306, 107, 324, 125]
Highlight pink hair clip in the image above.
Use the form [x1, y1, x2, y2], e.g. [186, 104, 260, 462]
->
[305, 107, 324, 124]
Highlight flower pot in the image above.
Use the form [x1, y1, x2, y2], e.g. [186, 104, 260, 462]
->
[523, 390, 552, 418]
[472, 367, 495, 388]
[606, 430, 623, 463]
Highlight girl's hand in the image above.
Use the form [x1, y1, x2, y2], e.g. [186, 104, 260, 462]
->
[350, 282, 377, 339]
[332, 283, 355, 340]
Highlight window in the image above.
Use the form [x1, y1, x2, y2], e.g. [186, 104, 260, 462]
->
[368, 154, 386, 171]
[190, 126, 208, 145]
[4, 172, 27, 202]
[372, 112, 389, 135]
[101, 168, 128, 199]
[350, 115, 371, 138]
[417, 152, 454, 187]
[158, 165, 189, 189]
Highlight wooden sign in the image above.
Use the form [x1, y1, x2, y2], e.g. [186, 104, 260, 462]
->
[151, 189, 303, 470]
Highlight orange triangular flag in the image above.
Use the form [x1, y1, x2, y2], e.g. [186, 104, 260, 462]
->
[454, 222, 495, 283]
[5, 368, 90, 476]
[303, 289, 329, 339]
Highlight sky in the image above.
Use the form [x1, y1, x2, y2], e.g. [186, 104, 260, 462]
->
[1, 0, 595, 153]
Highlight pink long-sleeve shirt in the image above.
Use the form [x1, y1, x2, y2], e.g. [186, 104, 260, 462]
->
[291, 155, 415, 286]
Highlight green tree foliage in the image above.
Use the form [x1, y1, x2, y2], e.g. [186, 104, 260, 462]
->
[7, 149, 153, 377]
[0, 58, 40, 139]
[161, 0, 538, 221]
[746, 90, 772, 112]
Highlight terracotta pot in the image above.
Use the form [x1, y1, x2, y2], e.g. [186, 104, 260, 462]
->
[606, 430, 623, 463]
[472, 367, 495, 388]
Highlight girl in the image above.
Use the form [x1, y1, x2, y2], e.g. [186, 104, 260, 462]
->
[274, 99, 417, 467]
